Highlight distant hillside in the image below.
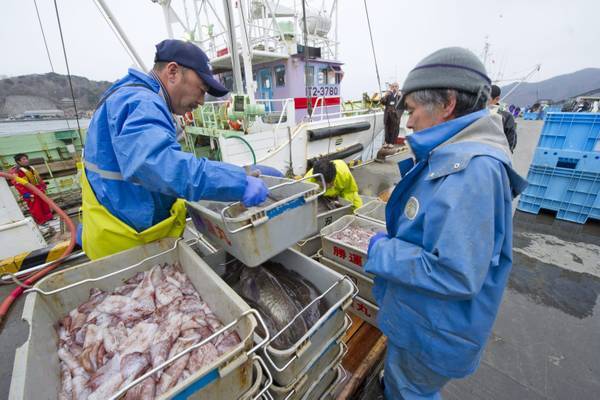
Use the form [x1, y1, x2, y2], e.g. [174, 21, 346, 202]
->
[501, 68, 600, 107]
[0, 73, 113, 117]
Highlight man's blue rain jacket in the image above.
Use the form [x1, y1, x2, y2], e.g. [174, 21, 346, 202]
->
[365, 110, 528, 379]
[84, 68, 247, 232]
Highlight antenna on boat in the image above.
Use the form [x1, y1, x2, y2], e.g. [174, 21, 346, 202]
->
[500, 64, 541, 102]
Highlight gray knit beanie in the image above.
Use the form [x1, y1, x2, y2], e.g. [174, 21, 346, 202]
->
[402, 47, 491, 97]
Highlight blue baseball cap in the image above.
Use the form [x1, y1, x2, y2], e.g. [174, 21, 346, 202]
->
[154, 39, 229, 97]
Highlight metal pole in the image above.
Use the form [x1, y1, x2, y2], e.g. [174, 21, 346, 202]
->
[222, 0, 243, 93]
[162, 2, 175, 38]
[238, 0, 255, 102]
[94, 0, 148, 71]
[333, 0, 338, 59]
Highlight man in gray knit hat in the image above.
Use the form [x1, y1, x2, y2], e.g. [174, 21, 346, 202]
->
[365, 47, 527, 399]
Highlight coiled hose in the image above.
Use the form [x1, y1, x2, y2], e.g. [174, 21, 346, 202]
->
[0, 171, 76, 329]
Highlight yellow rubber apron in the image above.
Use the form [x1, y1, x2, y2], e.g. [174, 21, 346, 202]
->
[80, 166, 187, 260]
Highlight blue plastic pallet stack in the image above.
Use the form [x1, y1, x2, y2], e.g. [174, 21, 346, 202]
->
[518, 112, 600, 224]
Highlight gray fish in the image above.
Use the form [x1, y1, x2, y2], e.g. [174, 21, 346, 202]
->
[239, 267, 308, 350]
[264, 262, 328, 329]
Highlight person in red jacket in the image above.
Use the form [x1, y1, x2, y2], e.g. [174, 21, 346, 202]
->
[10, 153, 53, 225]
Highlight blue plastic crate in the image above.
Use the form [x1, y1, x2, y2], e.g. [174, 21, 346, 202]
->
[537, 112, 600, 152]
[523, 111, 539, 120]
[518, 165, 600, 224]
[531, 148, 600, 173]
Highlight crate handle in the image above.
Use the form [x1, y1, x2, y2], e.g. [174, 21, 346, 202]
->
[238, 355, 273, 400]
[25, 238, 184, 296]
[108, 308, 269, 400]
[250, 355, 274, 400]
[299, 342, 348, 400]
[295, 338, 313, 358]
[296, 232, 321, 247]
[281, 374, 309, 400]
[262, 276, 354, 372]
[320, 365, 348, 400]
[219, 174, 326, 234]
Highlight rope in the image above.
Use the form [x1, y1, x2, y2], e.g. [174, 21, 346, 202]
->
[362, 0, 382, 160]
[53, 0, 82, 137]
[33, 0, 54, 72]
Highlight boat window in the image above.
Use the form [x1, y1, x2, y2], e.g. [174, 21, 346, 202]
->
[318, 68, 328, 85]
[305, 66, 315, 86]
[223, 75, 234, 91]
[275, 65, 286, 87]
[327, 69, 336, 85]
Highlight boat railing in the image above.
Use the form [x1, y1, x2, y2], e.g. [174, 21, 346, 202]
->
[307, 96, 383, 122]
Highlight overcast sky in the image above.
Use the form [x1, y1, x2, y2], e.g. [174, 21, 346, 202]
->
[2, 0, 599, 99]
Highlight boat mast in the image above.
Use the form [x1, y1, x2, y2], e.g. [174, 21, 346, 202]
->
[237, 0, 256, 102]
[94, 0, 148, 71]
[222, 0, 243, 94]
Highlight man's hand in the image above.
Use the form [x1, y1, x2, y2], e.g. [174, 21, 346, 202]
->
[368, 231, 387, 255]
[242, 176, 268, 207]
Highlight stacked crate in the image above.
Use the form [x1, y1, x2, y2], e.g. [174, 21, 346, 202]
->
[518, 112, 600, 223]
[317, 201, 386, 327]
[186, 175, 356, 399]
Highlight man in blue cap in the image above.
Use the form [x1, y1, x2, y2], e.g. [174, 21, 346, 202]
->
[365, 47, 528, 399]
[80, 39, 268, 259]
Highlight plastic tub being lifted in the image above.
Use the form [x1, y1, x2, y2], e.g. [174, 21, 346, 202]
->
[186, 175, 324, 267]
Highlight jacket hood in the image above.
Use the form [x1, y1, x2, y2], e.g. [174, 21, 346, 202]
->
[432, 113, 527, 197]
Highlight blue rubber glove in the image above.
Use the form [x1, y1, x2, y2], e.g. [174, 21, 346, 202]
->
[242, 176, 268, 207]
[22, 193, 32, 200]
[368, 231, 387, 256]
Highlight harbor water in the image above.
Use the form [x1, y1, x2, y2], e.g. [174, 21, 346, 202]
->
[0, 119, 90, 136]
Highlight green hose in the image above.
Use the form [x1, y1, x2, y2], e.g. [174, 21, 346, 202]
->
[222, 132, 257, 165]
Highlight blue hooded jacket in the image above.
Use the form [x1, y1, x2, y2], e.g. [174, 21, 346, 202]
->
[83, 68, 247, 232]
[365, 109, 528, 378]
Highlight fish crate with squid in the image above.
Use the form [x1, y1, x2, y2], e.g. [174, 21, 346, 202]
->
[354, 199, 387, 225]
[316, 250, 376, 304]
[186, 175, 325, 267]
[9, 238, 272, 400]
[201, 247, 357, 387]
[320, 215, 385, 274]
[268, 337, 347, 400]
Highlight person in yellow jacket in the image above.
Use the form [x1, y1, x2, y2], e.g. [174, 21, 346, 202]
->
[305, 159, 363, 209]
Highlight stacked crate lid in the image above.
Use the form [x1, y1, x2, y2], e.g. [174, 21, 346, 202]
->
[518, 112, 600, 223]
